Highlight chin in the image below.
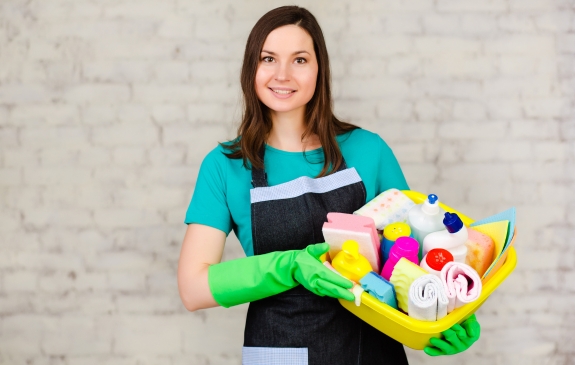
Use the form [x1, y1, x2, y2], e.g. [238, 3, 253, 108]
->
[265, 101, 304, 113]
[273, 105, 303, 113]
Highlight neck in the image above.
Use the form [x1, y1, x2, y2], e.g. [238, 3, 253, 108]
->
[267, 107, 320, 152]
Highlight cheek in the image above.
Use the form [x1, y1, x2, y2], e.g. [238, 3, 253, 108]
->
[255, 67, 272, 92]
[299, 69, 318, 100]
[255, 72, 269, 102]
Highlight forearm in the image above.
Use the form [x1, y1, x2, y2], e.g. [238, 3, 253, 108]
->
[209, 244, 354, 308]
[177, 224, 226, 312]
[178, 224, 354, 310]
[178, 262, 219, 312]
[208, 251, 299, 308]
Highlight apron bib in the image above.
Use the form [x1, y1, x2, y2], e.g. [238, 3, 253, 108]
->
[242, 149, 408, 365]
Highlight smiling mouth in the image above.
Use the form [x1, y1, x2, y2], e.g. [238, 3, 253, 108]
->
[270, 88, 296, 95]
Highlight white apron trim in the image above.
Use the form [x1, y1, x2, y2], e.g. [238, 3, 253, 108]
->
[250, 167, 361, 204]
[242, 346, 308, 365]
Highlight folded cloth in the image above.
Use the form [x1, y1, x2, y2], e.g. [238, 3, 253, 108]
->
[354, 188, 416, 230]
[389, 258, 427, 312]
[351, 284, 365, 307]
[470, 207, 515, 251]
[440, 262, 482, 313]
[408, 274, 448, 321]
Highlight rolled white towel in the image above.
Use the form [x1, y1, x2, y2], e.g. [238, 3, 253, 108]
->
[408, 274, 448, 321]
[440, 261, 482, 313]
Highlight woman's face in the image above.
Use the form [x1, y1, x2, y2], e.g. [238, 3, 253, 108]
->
[255, 25, 318, 115]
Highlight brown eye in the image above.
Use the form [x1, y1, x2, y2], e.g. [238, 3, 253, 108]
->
[262, 56, 274, 62]
[295, 57, 307, 64]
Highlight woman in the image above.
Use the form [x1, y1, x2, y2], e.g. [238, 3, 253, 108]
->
[178, 6, 480, 364]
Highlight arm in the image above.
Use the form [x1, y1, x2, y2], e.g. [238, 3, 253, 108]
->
[377, 136, 410, 192]
[178, 223, 354, 311]
[180, 147, 353, 310]
[177, 223, 226, 312]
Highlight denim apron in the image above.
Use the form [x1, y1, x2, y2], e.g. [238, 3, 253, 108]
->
[242, 149, 408, 365]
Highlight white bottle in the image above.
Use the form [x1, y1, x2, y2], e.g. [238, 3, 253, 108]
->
[422, 212, 468, 264]
[420, 248, 454, 278]
[406, 194, 446, 250]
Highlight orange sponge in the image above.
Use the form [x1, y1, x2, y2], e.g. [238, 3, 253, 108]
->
[464, 228, 495, 277]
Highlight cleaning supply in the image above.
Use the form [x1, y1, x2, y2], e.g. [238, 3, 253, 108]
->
[422, 212, 468, 264]
[407, 274, 449, 321]
[354, 188, 416, 230]
[420, 248, 454, 278]
[470, 220, 510, 280]
[359, 271, 398, 309]
[338, 191, 508, 351]
[471, 207, 516, 281]
[208, 243, 354, 308]
[381, 222, 412, 264]
[381, 236, 420, 281]
[389, 258, 427, 312]
[322, 212, 381, 271]
[471, 207, 516, 250]
[464, 227, 495, 277]
[440, 262, 482, 313]
[406, 193, 446, 258]
[424, 314, 481, 356]
[332, 240, 373, 283]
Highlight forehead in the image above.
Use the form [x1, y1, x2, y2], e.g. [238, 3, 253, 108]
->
[262, 25, 314, 53]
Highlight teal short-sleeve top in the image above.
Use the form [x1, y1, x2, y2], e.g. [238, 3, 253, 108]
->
[185, 128, 410, 256]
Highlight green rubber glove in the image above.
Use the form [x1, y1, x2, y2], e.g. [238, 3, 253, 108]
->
[424, 314, 481, 356]
[208, 243, 355, 308]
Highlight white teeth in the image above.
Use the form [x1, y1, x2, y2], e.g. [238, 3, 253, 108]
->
[272, 89, 293, 94]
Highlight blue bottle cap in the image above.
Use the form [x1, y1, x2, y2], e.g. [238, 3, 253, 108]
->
[443, 212, 463, 233]
[427, 194, 438, 204]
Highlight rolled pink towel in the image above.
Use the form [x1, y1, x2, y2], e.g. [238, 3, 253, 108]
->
[440, 261, 482, 313]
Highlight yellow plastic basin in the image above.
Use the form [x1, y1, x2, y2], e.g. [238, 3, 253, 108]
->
[339, 190, 517, 350]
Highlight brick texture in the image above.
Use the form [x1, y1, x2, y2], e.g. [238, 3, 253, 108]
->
[1, 0, 574, 364]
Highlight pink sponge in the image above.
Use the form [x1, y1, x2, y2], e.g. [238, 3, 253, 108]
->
[464, 227, 495, 277]
[322, 213, 380, 272]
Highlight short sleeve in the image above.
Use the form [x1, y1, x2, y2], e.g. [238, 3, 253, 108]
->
[184, 148, 233, 235]
[377, 137, 410, 192]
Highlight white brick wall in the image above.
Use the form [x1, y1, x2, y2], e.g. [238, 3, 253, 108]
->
[0, 0, 574, 364]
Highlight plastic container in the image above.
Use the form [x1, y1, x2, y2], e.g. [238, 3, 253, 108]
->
[380, 236, 420, 280]
[338, 190, 517, 350]
[381, 222, 411, 264]
[422, 212, 468, 264]
[406, 194, 446, 257]
[332, 240, 373, 283]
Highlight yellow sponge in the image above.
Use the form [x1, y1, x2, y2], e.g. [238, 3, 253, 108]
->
[471, 220, 509, 279]
[465, 227, 495, 277]
[389, 258, 427, 312]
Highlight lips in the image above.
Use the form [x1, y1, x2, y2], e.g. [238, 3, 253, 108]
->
[267, 87, 296, 99]
[269, 87, 296, 95]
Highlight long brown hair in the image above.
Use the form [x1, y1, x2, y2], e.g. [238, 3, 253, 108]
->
[222, 6, 359, 177]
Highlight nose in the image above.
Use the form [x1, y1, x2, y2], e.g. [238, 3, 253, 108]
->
[275, 62, 290, 81]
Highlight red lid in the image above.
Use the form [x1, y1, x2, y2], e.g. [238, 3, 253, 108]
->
[425, 249, 454, 271]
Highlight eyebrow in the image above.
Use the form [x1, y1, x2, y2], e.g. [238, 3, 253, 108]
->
[261, 50, 311, 56]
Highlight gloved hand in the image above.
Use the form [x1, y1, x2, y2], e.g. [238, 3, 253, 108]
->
[209, 243, 354, 308]
[424, 314, 481, 356]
